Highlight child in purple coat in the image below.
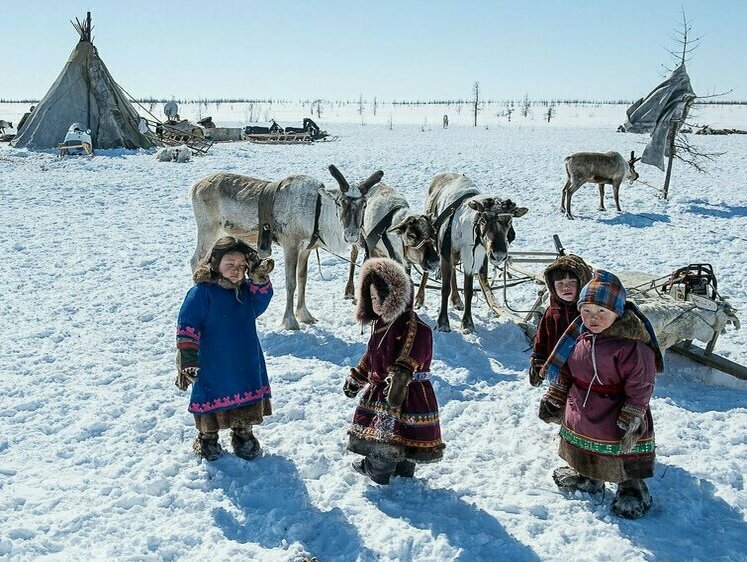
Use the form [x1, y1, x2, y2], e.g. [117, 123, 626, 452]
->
[344, 258, 445, 484]
[539, 270, 663, 519]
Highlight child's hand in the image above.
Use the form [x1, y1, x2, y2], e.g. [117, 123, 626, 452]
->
[528, 358, 545, 387]
[248, 257, 274, 284]
[385, 364, 411, 409]
[175, 367, 199, 391]
[343, 375, 362, 398]
[617, 406, 647, 453]
[538, 396, 563, 424]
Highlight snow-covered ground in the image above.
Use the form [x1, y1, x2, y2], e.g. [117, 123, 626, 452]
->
[1, 102, 745, 561]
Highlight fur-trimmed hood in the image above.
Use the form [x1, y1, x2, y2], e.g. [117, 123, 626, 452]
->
[543, 254, 593, 303]
[356, 258, 413, 324]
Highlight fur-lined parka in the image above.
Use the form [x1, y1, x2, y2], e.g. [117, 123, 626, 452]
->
[555, 310, 657, 482]
[347, 259, 444, 463]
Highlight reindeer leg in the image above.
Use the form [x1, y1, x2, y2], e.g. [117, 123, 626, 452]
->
[282, 244, 301, 330]
[415, 271, 429, 309]
[436, 257, 452, 332]
[344, 245, 358, 300]
[561, 178, 570, 213]
[450, 265, 464, 310]
[296, 249, 318, 324]
[598, 183, 606, 211]
[613, 181, 622, 211]
[461, 271, 476, 333]
[565, 186, 576, 220]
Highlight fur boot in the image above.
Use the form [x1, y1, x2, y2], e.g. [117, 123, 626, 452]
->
[193, 432, 222, 461]
[352, 457, 397, 485]
[231, 427, 261, 460]
[395, 460, 416, 478]
[612, 479, 653, 519]
[553, 466, 604, 494]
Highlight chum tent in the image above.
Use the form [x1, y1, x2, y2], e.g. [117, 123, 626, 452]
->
[11, 13, 159, 151]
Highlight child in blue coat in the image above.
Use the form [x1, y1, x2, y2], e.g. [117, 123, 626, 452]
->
[176, 236, 274, 460]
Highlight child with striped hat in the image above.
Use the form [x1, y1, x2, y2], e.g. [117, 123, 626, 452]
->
[538, 270, 663, 519]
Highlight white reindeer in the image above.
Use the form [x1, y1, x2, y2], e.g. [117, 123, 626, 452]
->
[343, 179, 440, 299]
[190, 165, 380, 330]
[417, 173, 528, 333]
[561, 151, 641, 219]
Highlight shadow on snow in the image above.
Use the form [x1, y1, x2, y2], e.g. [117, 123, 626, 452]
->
[366, 480, 541, 561]
[210, 454, 375, 561]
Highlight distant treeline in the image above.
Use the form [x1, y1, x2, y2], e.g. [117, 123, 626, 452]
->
[2, 97, 746, 105]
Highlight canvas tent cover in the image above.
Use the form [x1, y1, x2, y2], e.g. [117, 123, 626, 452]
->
[623, 64, 696, 170]
[12, 38, 158, 150]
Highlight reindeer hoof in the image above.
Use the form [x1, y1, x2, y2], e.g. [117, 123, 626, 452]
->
[461, 323, 476, 334]
[452, 302, 465, 311]
[282, 316, 301, 331]
[436, 322, 452, 333]
[344, 293, 355, 301]
[297, 312, 318, 324]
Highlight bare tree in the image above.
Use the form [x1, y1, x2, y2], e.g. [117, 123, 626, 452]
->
[472, 82, 480, 127]
[521, 94, 530, 118]
[373, 96, 378, 116]
[661, 10, 726, 198]
[546, 104, 554, 123]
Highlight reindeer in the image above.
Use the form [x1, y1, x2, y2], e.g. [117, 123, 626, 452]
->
[190, 165, 380, 330]
[342, 178, 440, 299]
[561, 150, 641, 219]
[0, 120, 12, 134]
[416, 173, 528, 333]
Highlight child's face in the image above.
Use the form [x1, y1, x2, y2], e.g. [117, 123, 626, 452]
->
[554, 277, 579, 303]
[370, 284, 384, 317]
[218, 251, 248, 284]
[579, 304, 618, 334]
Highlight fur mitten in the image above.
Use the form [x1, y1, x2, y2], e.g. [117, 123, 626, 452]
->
[385, 364, 412, 409]
[175, 367, 199, 391]
[343, 377, 362, 398]
[538, 384, 568, 424]
[248, 257, 275, 285]
[175, 348, 199, 391]
[529, 357, 545, 387]
[617, 404, 648, 453]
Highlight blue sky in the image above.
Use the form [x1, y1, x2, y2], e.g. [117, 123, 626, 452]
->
[1, 1, 744, 101]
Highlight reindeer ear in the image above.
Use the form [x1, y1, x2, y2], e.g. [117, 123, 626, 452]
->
[389, 219, 409, 235]
[359, 170, 384, 195]
[318, 186, 338, 201]
[630, 151, 635, 161]
[512, 207, 529, 218]
[328, 165, 350, 192]
[468, 200, 484, 212]
[507, 226, 516, 244]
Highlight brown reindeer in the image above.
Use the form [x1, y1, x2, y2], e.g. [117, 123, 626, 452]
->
[561, 150, 641, 219]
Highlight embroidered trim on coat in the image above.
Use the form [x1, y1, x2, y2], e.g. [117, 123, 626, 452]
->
[559, 426, 655, 456]
[189, 385, 271, 413]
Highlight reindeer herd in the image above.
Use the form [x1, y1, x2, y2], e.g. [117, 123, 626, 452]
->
[190, 149, 639, 333]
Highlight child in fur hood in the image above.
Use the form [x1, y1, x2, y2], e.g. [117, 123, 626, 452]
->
[529, 254, 593, 386]
[344, 258, 445, 484]
[539, 270, 664, 519]
[176, 236, 274, 461]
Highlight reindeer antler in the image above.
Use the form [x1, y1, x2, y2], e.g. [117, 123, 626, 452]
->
[328, 165, 350, 193]
[358, 170, 384, 195]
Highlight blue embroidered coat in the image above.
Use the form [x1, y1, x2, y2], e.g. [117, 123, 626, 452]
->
[177, 280, 273, 415]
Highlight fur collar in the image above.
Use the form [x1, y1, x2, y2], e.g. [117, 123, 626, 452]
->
[356, 258, 413, 324]
[601, 310, 650, 343]
[601, 309, 664, 371]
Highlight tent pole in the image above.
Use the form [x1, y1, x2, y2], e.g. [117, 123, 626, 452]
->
[661, 122, 677, 200]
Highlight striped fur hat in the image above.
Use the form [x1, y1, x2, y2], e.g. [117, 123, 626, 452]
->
[577, 270, 626, 316]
